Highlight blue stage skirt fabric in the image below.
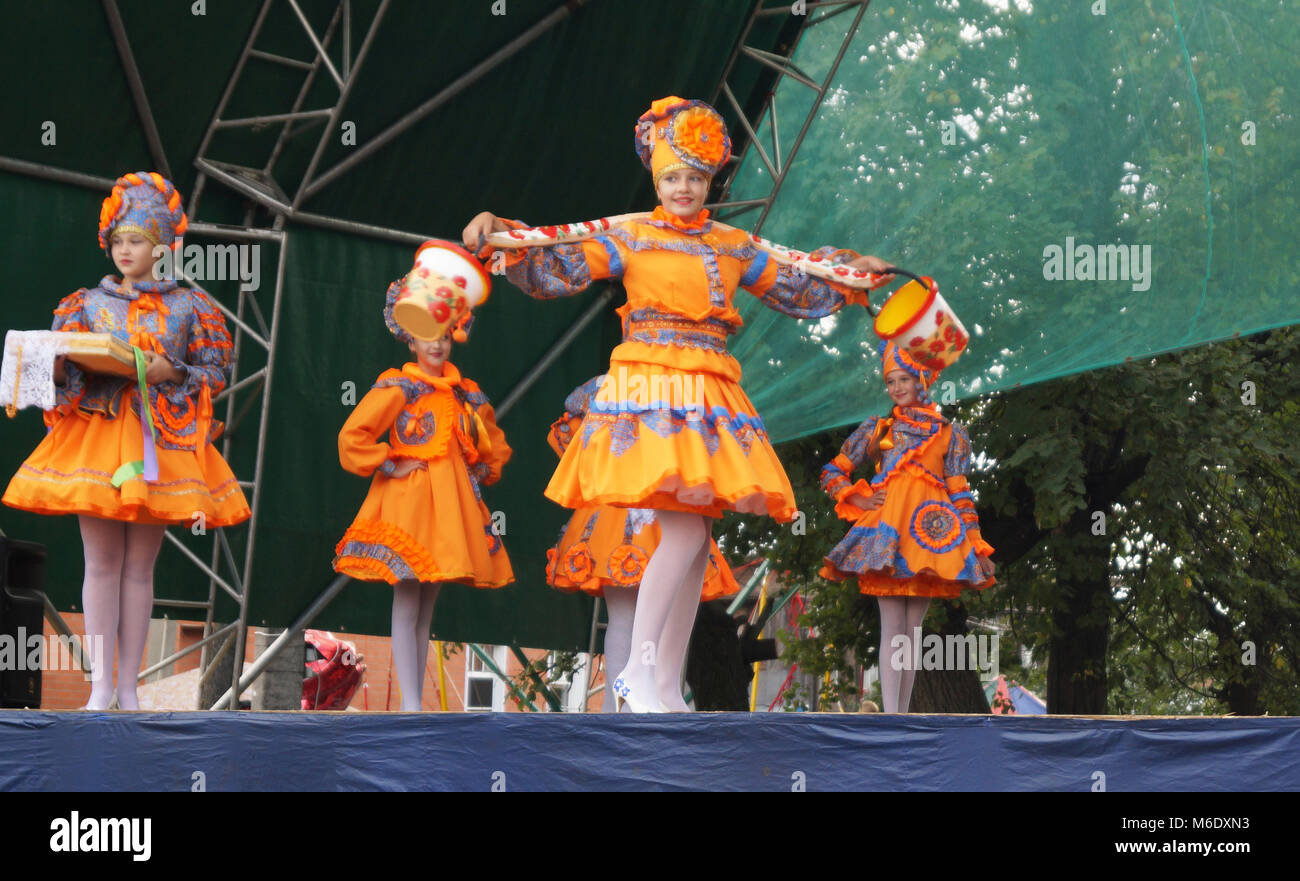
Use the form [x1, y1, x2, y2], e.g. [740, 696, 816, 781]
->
[1, 711, 1297, 791]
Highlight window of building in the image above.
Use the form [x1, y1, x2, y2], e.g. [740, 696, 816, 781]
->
[464, 644, 508, 711]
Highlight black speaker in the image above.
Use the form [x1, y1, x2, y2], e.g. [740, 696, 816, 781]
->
[0, 530, 47, 709]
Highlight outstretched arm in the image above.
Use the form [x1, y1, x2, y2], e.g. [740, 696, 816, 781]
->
[743, 249, 894, 318]
[463, 211, 625, 300]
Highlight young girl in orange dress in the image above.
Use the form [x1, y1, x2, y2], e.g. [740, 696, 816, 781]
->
[463, 97, 893, 712]
[3, 172, 250, 710]
[333, 246, 513, 711]
[819, 340, 996, 713]
[545, 375, 739, 711]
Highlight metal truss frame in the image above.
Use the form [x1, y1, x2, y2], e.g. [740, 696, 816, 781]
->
[708, 0, 871, 235]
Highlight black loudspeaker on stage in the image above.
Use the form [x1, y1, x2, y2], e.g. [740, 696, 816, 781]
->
[0, 528, 47, 708]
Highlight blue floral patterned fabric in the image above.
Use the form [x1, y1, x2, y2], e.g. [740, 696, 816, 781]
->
[51, 277, 233, 451]
[563, 375, 607, 418]
[578, 399, 767, 457]
[824, 522, 914, 578]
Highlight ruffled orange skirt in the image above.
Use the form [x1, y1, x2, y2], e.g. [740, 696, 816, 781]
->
[333, 455, 513, 588]
[2, 399, 249, 526]
[544, 359, 797, 521]
[545, 504, 739, 600]
[819, 475, 994, 599]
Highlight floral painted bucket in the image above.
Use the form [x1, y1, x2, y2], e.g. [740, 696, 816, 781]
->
[872, 269, 969, 373]
[392, 240, 491, 342]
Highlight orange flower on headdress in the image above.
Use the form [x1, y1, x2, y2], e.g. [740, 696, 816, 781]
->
[636, 97, 732, 179]
[672, 106, 729, 168]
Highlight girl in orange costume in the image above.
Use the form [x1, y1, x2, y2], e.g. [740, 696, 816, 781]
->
[3, 172, 250, 710]
[819, 340, 996, 713]
[464, 97, 893, 712]
[333, 270, 512, 712]
[545, 375, 739, 711]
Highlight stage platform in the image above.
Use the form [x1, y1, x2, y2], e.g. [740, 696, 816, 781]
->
[2, 711, 1297, 791]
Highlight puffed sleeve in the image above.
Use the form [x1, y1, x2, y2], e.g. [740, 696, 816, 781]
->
[497, 219, 626, 300]
[164, 290, 234, 407]
[338, 384, 407, 477]
[470, 396, 511, 485]
[546, 413, 580, 457]
[820, 416, 886, 520]
[741, 246, 891, 318]
[944, 423, 994, 557]
[456, 380, 510, 485]
[48, 289, 90, 420]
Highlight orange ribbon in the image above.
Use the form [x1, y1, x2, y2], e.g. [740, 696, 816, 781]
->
[127, 292, 171, 355]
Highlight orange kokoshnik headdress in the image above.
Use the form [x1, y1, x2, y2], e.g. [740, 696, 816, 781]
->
[98, 171, 188, 252]
[635, 96, 732, 186]
[880, 338, 940, 395]
[386, 240, 493, 344]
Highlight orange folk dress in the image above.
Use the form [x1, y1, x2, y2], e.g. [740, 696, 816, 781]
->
[3, 277, 250, 525]
[502, 207, 877, 522]
[818, 404, 995, 598]
[543, 376, 739, 600]
[332, 361, 513, 588]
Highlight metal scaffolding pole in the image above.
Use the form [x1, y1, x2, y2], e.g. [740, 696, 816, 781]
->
[746, 2, 868, 234]
[290, 0, 391, 209]
[224, 226, 289, 709]
[494, 287, 615, 420]
[209, 575, 350, 710]
[264, 3, 345, 177]
[188, 0, 276, 218]
[102, 0, 171, 178]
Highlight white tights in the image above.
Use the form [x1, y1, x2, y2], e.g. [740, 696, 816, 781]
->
[600, 588, 636, 713]
[653, 542, 707, 711]
[391, 580, 441, 711]
[877, 596, 930, 713]
[599, 536, 706, 713]
[614, 511, 709, 711]
[78, 515, 166, 711]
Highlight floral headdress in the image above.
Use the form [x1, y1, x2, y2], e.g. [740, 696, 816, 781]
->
[98, 171, 188, 252]
[879, 338, 939, 404]
[635, 96, 732, 186]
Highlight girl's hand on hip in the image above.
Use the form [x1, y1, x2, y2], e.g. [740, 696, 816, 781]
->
[850, 489, 887, 511]
[388, 458, 427, 479]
